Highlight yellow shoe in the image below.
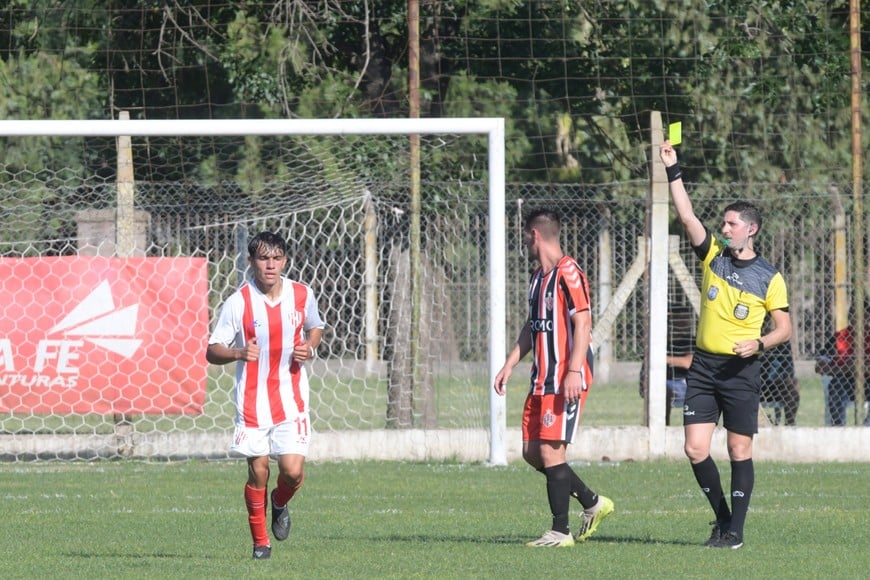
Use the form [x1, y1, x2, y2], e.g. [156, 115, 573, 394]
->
[526, 529, 576, 547]
[576, 495, 614, 542]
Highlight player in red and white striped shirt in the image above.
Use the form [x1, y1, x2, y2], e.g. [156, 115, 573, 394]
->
[494, 209, 613, 548]
[207, 231, 324, 560]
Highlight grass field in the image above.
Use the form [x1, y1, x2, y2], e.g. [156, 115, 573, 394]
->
[1, 459, 866, 579]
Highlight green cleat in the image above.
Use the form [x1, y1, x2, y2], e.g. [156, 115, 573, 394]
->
[576, 495, 614, 542]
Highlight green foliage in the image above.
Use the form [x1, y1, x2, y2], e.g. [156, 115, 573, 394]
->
[0, 1, 865, 191]
[684, 0, 854, 183]
[442, 72, 531, 181]
[0, 49, 102, 246]
[295, 70, 363, 118]
[222, 11, 280, 106]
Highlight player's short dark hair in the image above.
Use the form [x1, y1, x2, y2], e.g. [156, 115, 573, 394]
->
[524, 208, 561, 240]
[724, 201, 762, 234]
[248, 231, 288, 258]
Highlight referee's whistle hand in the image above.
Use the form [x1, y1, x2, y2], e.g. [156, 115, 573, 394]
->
[733, 340, 758, 358]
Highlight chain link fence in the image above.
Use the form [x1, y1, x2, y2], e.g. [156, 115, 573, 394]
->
[0, 132, 867, 460]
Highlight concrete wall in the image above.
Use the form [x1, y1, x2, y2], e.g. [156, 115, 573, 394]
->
[5, 426, 868, 463]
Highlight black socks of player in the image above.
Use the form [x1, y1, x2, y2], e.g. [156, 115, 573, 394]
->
[538, 464, 598, 509]
[569, 473, 598, 509]
[544, 463, 572, 534]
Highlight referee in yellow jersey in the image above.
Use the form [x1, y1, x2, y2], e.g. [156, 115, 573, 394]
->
[660, 141, 792, 550]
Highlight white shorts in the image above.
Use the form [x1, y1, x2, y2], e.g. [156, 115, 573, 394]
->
[231, 414, 312, 457]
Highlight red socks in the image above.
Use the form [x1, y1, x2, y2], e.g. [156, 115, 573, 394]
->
[271, 473, 304, 508]
[245, 474, 305, 547]
[244, 484, 269, 547]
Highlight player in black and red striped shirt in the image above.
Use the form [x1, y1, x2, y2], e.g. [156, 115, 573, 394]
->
[495, 208, 614, 548]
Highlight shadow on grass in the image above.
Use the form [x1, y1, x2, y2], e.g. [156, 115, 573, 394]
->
[329, 532, 700, 547]
[61, 551, 186, 559]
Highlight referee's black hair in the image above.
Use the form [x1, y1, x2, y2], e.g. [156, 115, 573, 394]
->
[724, 201, 762, 235]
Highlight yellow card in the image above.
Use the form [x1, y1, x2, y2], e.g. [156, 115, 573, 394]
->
[669, 122, 682, 146]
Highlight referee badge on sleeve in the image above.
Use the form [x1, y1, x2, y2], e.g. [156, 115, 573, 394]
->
[707, 286, 719, 301]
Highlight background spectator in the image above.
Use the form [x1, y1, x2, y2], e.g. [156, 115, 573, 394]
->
[759, 339, 799, 425]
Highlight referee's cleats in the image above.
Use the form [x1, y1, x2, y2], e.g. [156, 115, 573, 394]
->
[709, 530, 744, 550]
[526, 529, 576, 548]
[703, 520, 730, 547]
[252, 545, 272, 560]
[576, 495, 614, 542]
[271, 490, 291, 541]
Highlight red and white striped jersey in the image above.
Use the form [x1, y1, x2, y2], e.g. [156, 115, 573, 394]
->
[208, 277, 325, 428]
[527, 255, 594, 395]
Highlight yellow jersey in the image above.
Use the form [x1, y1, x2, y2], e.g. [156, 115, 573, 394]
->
[694, 232, 789, 355]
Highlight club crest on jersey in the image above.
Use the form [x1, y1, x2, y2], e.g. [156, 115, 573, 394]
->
[544, 293, 554, 311]
[542, 408, 556, 428]
[734, 304, 749, 320]
[707, 286, 719, 301]
[287, 310, 303, 328]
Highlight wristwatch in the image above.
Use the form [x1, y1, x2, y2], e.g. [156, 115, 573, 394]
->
[756, 339, 764, 353]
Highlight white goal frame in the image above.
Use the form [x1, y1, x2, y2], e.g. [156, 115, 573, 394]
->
[0, 117, 509, 465]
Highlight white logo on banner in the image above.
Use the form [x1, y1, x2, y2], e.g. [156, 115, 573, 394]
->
[50, 280, 142, 358]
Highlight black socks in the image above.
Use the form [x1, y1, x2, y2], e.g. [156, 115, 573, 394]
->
[691, 456, 732, 525]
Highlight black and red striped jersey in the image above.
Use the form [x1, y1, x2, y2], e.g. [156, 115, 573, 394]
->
[527, 256, 594, 395]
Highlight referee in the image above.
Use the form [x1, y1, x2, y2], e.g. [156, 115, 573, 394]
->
[660, 141, 792, 550]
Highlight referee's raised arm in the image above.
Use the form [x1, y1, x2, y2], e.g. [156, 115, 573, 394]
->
[660, 141, 706, 247]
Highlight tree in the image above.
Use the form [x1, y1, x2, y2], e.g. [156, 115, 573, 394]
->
[0, 49, 102, 250]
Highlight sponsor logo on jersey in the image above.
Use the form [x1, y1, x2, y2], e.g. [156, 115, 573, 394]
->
[529, 318, 554, 332]
[726, 271, 743, 287]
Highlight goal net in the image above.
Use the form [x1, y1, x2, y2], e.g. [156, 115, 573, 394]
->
[0, 118, 507, 464]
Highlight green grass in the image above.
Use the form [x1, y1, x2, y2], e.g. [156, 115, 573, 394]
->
[0, 459, 866, 579]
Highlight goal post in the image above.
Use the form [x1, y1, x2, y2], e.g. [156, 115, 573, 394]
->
[0, 117, 508, 465]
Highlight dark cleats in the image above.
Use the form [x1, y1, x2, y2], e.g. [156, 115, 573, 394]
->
[703, 520, 729, 547]
[709, 531, 744, 550]
[271, 491, 291, 541]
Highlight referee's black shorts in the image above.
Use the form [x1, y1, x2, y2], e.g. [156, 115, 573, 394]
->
[684, 349, 761, 435]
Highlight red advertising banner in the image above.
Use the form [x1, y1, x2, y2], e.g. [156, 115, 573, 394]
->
[0, 257, 208, 415]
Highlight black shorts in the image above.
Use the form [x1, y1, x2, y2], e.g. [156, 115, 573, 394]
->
[684, 349, 761, 435]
